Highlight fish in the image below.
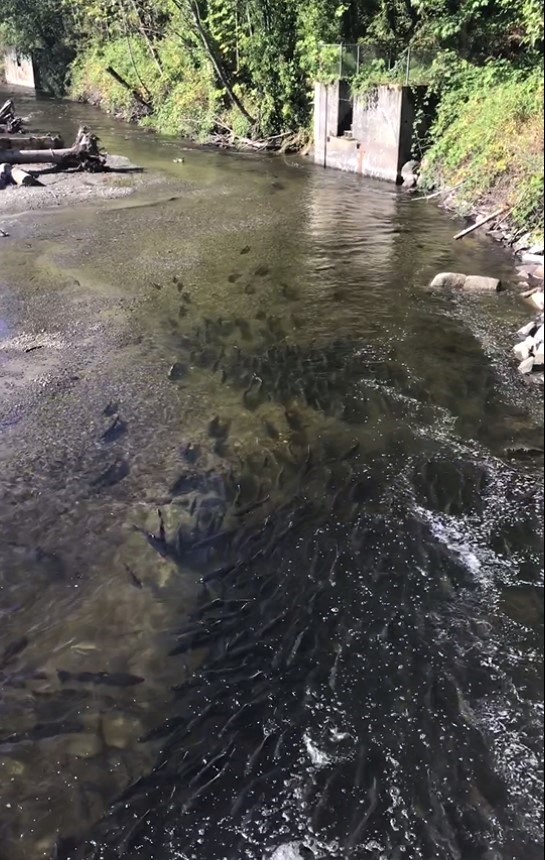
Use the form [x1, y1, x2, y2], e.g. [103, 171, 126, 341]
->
[228, 273, 241, 283]
[125, 564, 143, 589]
[101, 415, 127, 443]
[240, 245, 251, 255]
[57, 670, 144, 687]
[255, 265, 270, 277]
[91, 459, 129, 488]
[1, 636, 28, 669]
[0, 719, 84, 745]
[208, 416, 230, 440]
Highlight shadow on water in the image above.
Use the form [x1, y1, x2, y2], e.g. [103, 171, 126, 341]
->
[0, 89, 543, 860]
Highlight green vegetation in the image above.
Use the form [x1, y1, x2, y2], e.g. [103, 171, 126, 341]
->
[1, 1, 543, 232]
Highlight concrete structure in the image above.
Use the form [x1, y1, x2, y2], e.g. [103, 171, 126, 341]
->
[314, 81, 427, 183]
[3, 50, 36, 89]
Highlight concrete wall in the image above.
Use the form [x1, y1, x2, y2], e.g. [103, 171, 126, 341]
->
[314, 82, 423, 183]
[3, 50, 36, 89]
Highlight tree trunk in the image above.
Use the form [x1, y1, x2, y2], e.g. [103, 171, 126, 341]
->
[106, 66, 152, 109]
[171, 0, 255, 126]
[0, 135, 64, 151]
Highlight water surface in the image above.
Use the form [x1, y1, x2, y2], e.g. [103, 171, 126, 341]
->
[0, 88, 543, 860]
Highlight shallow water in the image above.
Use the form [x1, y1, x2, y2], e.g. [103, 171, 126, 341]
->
[0, 88, 543, 860]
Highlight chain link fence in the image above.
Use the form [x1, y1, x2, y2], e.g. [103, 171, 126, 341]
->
[318, 43, 435, 85]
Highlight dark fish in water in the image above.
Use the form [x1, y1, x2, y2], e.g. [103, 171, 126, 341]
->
[125, 564, 143, 589]
[91, 459, 130, 488]
[178, 305, 188, 318]
[228, 273, 241, 283]
[1, 636, 28, 669]
[240, 245, 251, 255]
[208, 416, 230, 440]
[25, 344, 44, 353]
[103, 401, 118, 417]
[255, 265, 270, 277]
[57, 670, 144, 687]
[101, 415, 127, 443]
[151, 282, 162, 290]
[244, 284, 256, 295]
[264, 420, 279, 440]
[0, 719, 84, 745]
[181, 442, 201, 464]
[271, 181, 285, 190]
[168, 362, 187, 381]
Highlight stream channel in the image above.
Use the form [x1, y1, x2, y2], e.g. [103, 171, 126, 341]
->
[0, 88, 543, 860]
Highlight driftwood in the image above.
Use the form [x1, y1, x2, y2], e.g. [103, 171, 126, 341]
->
[0, 99, 25, 134]
[0, 99, 14, 123]
[0, 135, 64, 151]
[454, 207, 509, 240]
[0, 127, 106, 171]
[11, 166, 36, 187]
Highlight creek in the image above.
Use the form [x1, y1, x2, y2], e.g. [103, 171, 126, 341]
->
[0, 88, 543, 860]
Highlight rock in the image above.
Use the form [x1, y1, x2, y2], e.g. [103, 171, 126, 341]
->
[535, 342, 544, 366]
[168, 362, 187, 381]
[66, 733, 102, 759]
[521, 252, 545, 266]
[401, 160, 420, 189]
[517, 320, 538, 339]
[528, 242, 544, 256]
[529, 291, 544, 311]
[101, 713, 142, 749]
[535, 323, 544, 345]
[513, 339, 532, 361]
[514, 233, 532, 253]
[463, 275, 502, 292]
[430, 272, 468, 289]
[518, 356, 535, 374]
[534, 265, 544, 281]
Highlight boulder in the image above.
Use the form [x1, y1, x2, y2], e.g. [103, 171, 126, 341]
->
[401, 159, 420, 189]
[430, 272, 468, 289]
[521, 252, 545, 266]
[528, 242, 544, 256]
[535, 343, 544, 366]
[529, 291, 544, 311]
[518, 356, 535, 374]
[535, 323, 544, 345]
[517, 320, 538, 339]
[534, 265, 544, 281]
[463, 275, 502, 292]
[513, 339, 533, 361]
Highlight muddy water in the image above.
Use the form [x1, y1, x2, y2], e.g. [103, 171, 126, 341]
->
[0, 89, 543, 860]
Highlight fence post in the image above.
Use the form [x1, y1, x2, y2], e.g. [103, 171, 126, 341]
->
[405, 46, 411, 86]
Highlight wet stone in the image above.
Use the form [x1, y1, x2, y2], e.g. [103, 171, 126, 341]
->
[168, 362, 187, 381]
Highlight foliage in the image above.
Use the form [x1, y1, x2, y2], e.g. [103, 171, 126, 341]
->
[421, 63, 544, 232]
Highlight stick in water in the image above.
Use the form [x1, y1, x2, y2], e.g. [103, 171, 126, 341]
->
[453, 207, 509, 240]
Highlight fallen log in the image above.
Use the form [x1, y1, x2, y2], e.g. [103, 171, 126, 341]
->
[0, 118, 24, 134]
[0, 127, 106, 171]
[11, 166, 36, 187]
[0, 134, 64, 151]
[0, 99, 14, 123]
